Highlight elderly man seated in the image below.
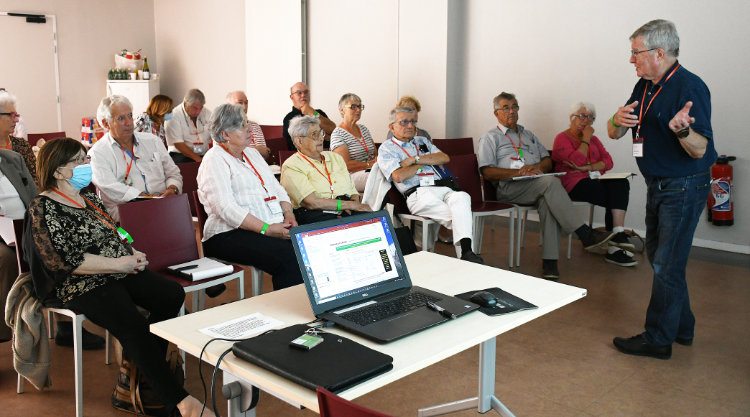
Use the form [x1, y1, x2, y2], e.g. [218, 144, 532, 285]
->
[477, 92, 614, 279]
[282, 82, 335, 150]
[281, 115, 371, 225]
[226, 90, 271, 161]
[89, 95, 182, 221]
[165, 89, 212, 163]
[377, 107, 483, 264]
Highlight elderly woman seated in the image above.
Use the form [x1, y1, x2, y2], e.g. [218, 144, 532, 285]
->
[551, 101, 636, 267]
[197, 104, 303, 291]
[330, 93, 377, 192]
[27, 138, 212, 417]
[281, 115, 371, 225]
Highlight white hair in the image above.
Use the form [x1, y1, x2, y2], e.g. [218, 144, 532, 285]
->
[96, 95, 133, 125]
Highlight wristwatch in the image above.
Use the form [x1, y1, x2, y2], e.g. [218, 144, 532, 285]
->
[676, 127, 690, 139]
[415, 155, 421, 164]
[168, 185, 179, 194]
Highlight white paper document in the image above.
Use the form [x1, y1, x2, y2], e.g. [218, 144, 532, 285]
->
[599, 172, 635, 180]
[199, 312, 284, 339]
[167, 257, 234, 281]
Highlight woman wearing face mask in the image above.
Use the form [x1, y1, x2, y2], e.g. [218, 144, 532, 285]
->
[27, 138, 214, 417]
[135, 94, 173, 148]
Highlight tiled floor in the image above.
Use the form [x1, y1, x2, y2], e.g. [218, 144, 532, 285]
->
[2, 217, 749, 416]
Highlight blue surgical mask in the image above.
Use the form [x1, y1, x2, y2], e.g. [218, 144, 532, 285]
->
[164, 112, 173, 121]
[66, 164, 93, 190]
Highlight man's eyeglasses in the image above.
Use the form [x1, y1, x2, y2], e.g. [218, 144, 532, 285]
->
[572, 113, 595, 121]
[292, 90, 310, 96]
[345, 104, 365, 110]
[496, 105, 520, 112]
[631, 48, 657, 57]
[395, 119, 418, 127]
[0, 112, 20, 119]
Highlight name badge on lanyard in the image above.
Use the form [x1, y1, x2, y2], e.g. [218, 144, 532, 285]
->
[418, 170, 435, 186]
[589, 170, 601, 179]
[265, 196, 283, 215]
[509, 157, 525, 169]
[632, 137, 644, 157]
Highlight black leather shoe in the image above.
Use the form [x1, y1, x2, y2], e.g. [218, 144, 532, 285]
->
[613, 334, 671, 359]
[55, 322, 105, 350]
[675, 336, 693, 346]
[542, 259, 559, 280]
[204, 283, 227, 298]
[460, 250, 484, 264]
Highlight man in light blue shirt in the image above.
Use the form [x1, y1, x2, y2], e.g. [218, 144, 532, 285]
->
[378, 107, 482, 264]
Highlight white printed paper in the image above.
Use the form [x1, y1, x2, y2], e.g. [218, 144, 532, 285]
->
[199, 312, 284, 339]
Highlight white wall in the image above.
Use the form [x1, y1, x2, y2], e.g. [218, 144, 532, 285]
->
[154, 0, 246, 113]
[1, 0, 156, 141]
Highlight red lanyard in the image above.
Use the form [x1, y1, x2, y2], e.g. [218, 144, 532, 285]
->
[120, 146, 134, 183]
[218, 143, 273, 197]
[636, 64, 680, 138]
[499, 127, 523, 159]
[296, 152, 334, 196]
[2, 137, 12, 150]
[391, 138, 420, 158]
[340, 123, 370, 156]
[52, 189, 119, 234]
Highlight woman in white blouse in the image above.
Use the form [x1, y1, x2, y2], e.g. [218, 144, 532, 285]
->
[330, 93, 377, 192]
[197, 104, 302, 290]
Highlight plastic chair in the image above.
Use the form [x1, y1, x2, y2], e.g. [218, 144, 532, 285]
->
[431, 137, 474, 156]
[117, 194, 245, 316]
[278, 149, 295, 167]
[445, 154, 515, 267]
[385, 185, 440, 252]
[12, 219, 110, 417]
[317, 387, 393, 417]
[259, 125, 283, 139]
[176, 161, 201, 216]
[190, 191, 265, 297]
[27, 131, 66, 147]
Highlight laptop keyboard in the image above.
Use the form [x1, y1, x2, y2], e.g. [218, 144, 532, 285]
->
[340, 291, 440, 326]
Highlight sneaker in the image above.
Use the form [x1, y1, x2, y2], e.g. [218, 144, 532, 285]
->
[542, 259, 559, 280]
[605, 250, 638, 267]
[460, 250, 484, 264]
[609, 232, 635, 250]
[581, 228, 615, 250]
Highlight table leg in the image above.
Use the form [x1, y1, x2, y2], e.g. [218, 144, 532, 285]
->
[417, 337, 516, 417]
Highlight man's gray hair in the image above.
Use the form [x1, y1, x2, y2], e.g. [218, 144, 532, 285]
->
[389, 107, 415, 124]
[226, 90, 246, 101]
[569, 101, 596, 119]
[630, 19, 680, 58]
[96, 95, 133, 125]
[492, 92, 516, 110]
[288, 115, 321, 150]
[184, 88, 206, 106]
[0, 91, 16, 109]
[338, 93, 361, 109]
[210, 104, 245, 143]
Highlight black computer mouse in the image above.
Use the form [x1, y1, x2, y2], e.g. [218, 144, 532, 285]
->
[469, 291, 498, 308]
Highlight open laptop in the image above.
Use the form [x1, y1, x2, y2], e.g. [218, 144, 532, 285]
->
[290, 210, 479, 343]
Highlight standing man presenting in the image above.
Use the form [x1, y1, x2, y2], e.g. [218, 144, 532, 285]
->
[282, 82, 335, 150]
[609, 19, 717, 359]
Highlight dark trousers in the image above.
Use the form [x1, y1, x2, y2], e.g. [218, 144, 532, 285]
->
[169, 152, 195, 164]
[64, 270, 188, 411]
[203, 229, 303, 291]
[568, 177, 630, 231]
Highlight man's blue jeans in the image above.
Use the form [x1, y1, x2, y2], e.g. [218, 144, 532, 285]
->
[643, 171, 710, 346]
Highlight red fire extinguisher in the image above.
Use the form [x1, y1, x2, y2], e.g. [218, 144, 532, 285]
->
[707, 155, 735, 226]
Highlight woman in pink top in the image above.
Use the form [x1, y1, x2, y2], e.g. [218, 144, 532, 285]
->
[552, 102, 636, 267]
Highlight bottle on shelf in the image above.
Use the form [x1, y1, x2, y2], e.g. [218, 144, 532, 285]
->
[142, 57, 151, 80]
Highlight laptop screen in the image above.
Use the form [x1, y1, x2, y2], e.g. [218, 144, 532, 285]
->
[292, 211, 411, 312]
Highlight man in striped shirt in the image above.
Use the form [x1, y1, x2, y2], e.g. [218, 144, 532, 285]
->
[226, 91, 271, 161]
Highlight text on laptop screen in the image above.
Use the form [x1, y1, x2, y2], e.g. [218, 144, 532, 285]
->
[295, 216, 404, 304]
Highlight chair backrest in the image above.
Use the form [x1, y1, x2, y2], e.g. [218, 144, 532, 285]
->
[278, 150, 295, 167]
[259, 125, 283, 139]
[190, 191, 208, 239]
[12, 218, 30, 273]
[27, 131, 66, 148]
[431, 137, 474, 156]
[265, 137, 288, 165]
[316, 387, 392, 417]
[117, 194, 199, 272]
[444, 154, 483, 205]
[177, 161, 201, 195]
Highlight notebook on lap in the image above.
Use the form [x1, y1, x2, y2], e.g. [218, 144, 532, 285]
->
[290, 210, 479, 343]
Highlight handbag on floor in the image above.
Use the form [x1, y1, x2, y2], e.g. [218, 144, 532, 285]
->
[111, 350, 184, 416]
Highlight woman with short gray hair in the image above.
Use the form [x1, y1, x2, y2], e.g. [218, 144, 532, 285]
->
[197, 104, 303, 290]
[330, 93, 377, 192]
[282, 115, 371, 225]
[0, 90, 37, 181]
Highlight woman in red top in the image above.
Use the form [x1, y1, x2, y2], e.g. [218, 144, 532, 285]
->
[552, 102, 636, 267]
